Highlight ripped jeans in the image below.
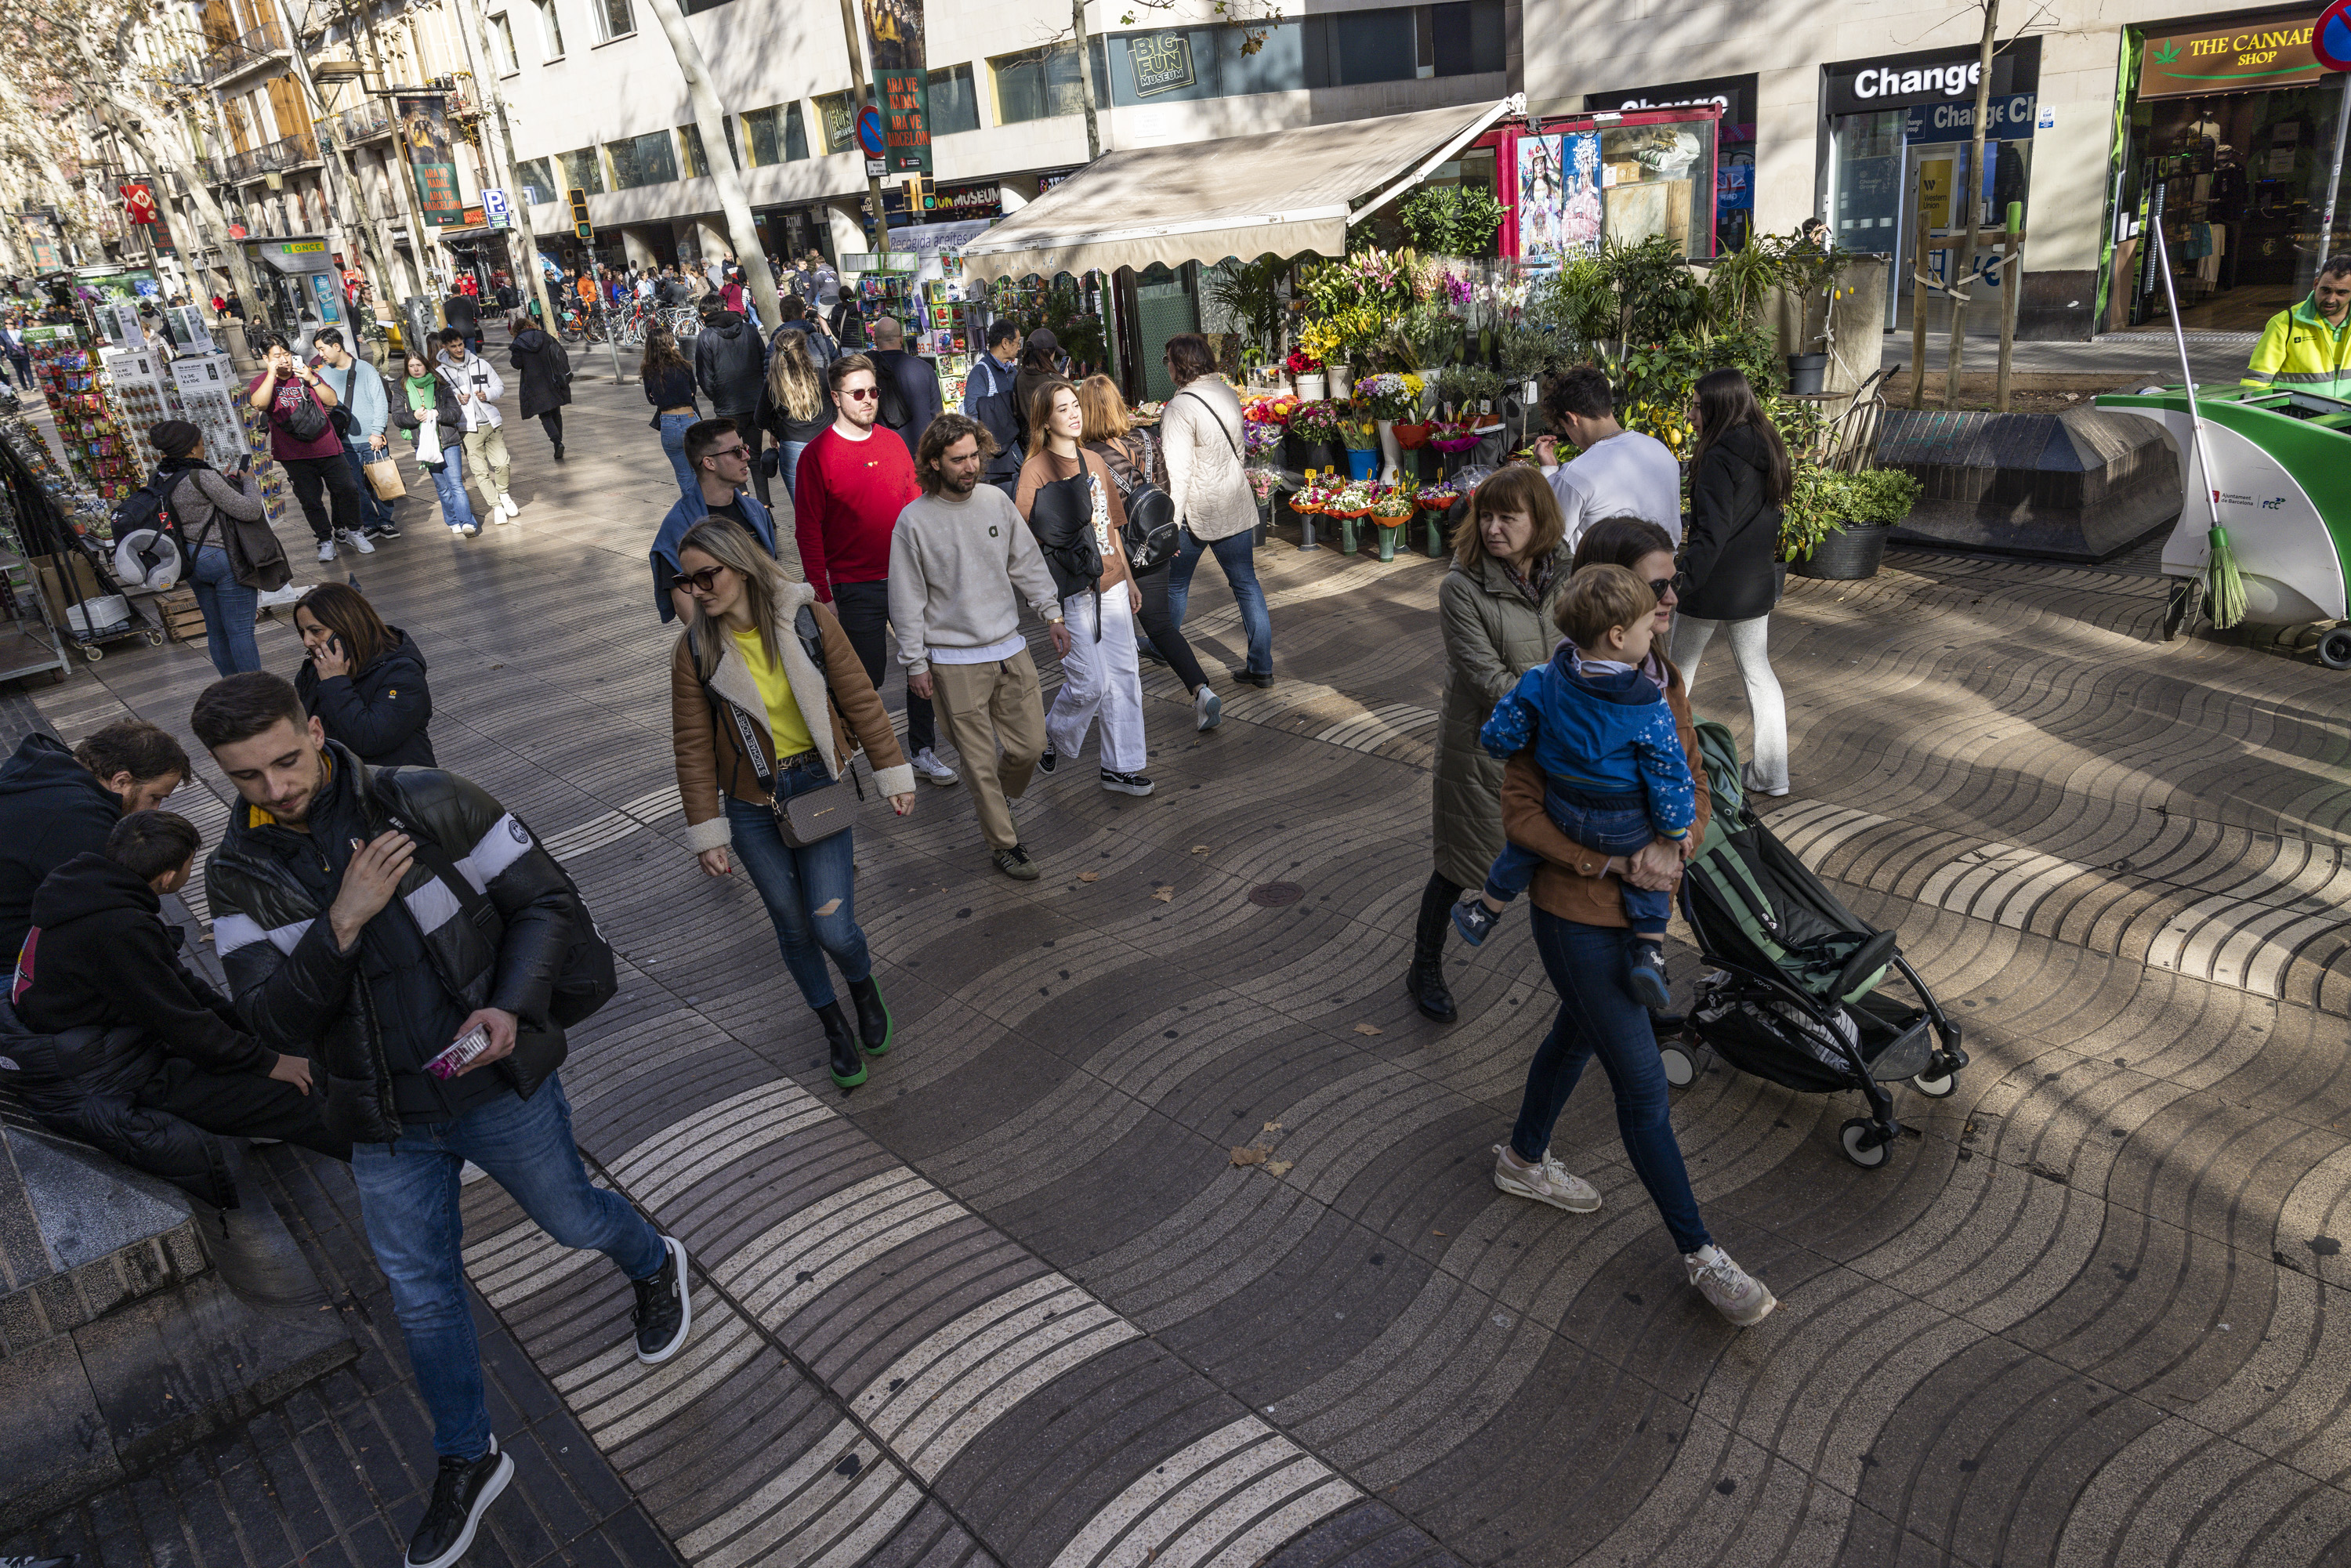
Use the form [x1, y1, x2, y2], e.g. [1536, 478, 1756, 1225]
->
[724, 774, 869, 1009]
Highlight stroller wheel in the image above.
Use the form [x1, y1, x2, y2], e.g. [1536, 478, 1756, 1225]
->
[1911, 1069, 1958, 1099]
[1840, 1117, 1891, 1169]
[1659, 1044, 1697, 1088]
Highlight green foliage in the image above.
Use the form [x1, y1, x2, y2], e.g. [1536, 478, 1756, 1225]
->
[1386, 302, 1463, 371]
[1844, 466, 1922, 524]
[1495, 320, 1558, 386]
[1436, 362, 1499, 415]
[1398, 185, 1507, 258]
[1605, 236, 1711, 345]
[1778, 465, 1921, 560]
[1205, 256, 1288, 362]
[1614, 324, 1780, 455]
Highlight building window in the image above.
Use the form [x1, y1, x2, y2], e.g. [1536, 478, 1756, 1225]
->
[533, 0, 563, 58]
[742, 103, 810, 165]
[590, 0, 632, 43]
[514, 157, 556, 203]
[556, 145, 602, 194]
[1330, 9, 1415, 85]
[815, 89, 868, 154]
[991, 44, 1085, 126]
[928, 63, 979, 135]
[679, 123, 718, 177]
[489, 13, 520, 71]
[605, 129, 676, 187]
[1429, 0, 1504, 76]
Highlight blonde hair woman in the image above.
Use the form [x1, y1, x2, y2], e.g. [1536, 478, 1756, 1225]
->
[667, 517, 916, 1090]
[756, 327, 830, 498]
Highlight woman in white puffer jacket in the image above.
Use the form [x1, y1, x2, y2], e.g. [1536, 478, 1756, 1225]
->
[1156, 333, 1273, 686]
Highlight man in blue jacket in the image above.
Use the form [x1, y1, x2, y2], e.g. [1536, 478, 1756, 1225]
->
[650, 418, 778, 623]
[313, 328, 399, 541]
[962, 317, 1023, 495]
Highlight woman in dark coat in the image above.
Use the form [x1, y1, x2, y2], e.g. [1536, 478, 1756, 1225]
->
[508, 313, 573, 460]
[290, 582, 436, 766]
[1668, 368, 1791, 797]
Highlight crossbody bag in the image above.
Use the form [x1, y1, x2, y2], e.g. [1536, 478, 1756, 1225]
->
[695, 607, 864, 848]
[1109, 429, 1179, 577]
[1168, 388, 1244, 545]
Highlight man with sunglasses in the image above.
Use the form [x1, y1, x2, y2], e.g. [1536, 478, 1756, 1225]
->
[793, 355, 958, 788]
[650, 418, 780, 625]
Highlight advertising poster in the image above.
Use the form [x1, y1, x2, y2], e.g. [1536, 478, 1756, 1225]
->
[397, 93, 465, 226]
[1516, 134, 1563, 263]
[862, 0, 933, 175]
[1560, 131, 1603, 257]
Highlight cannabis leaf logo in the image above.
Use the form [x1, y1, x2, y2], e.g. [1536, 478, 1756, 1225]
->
[2150, 38, 2180, 64]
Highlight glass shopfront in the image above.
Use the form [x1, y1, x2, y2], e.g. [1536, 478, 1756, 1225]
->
[2110, 9, 2350, 331]
[1585, 75, 1758, 252]
[1823, 38, 2041, 331]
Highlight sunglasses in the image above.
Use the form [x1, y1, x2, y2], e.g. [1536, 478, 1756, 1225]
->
[678, 565, 729, 593]
[1649, 577, 1675, 600]
[841, 386, 880, 402]
[705, 444, 747, 461]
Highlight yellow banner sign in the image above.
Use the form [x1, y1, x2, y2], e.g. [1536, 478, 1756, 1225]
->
[2140, 16, 2326, 96]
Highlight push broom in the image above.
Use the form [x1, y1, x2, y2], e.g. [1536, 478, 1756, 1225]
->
[2149, 217, 2244, 627]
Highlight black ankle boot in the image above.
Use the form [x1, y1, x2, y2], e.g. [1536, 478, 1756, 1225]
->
[1404, 875, 1458, 1023]
[817, 1001, 865, 1089]
[846, 976, 893, 1056]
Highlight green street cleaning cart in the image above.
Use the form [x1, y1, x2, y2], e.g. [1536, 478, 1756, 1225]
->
[2093, 386, 2351, 668]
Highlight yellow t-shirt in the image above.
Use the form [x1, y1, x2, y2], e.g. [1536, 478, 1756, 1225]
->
[730, 628, 816, 761]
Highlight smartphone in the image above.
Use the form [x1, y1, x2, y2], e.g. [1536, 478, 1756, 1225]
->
[426, 1025, 493, 1081]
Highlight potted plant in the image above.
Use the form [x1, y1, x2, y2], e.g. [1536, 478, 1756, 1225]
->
[1336, 411, 1380, 481]
[1286, 347, 1326, 403]
[1285, 399, 1344, 475]
[1785, 465, 1918, 581]
[1356, 371, 1424, 476]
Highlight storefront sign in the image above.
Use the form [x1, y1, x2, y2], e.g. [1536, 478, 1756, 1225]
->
[862, 0, 933, 175]
[396, 93, 464, 226]
[23, 219, 57, 271]
[1824, 38, 2040, 114]
[926, 181, 1001, 219]
[1038, 167, 1084, 192]
[2138, 14, 2327, 96]
[1132, 33, 1197, 96]
[121, 183, 158, 225]
[1904, 93, 2038, 143]
[1585, 74, 1754, 138]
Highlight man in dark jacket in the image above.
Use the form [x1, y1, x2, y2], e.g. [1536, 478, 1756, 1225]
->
[866, 316, 943, 462]
[693, 307, 770, 502]
[0, 721, 189, 967]
[962, 317, 1024, 495]
[7, 811, 347, 1207]
[443, 288, 481, 355]
[190, 672, 691, 1568]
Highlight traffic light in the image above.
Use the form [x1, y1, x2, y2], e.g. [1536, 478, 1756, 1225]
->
[568, 186, 592, 242]
[905, 172, 930, 213]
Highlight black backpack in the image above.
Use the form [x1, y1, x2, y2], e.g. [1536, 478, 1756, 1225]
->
[113, 471, 196, 563]
[875, 358, 914, 431]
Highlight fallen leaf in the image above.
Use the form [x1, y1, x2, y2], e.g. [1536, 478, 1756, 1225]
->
[1078, 871, 1099, 882]
[1190, 844, 1210, 855]
[1152, 885, 1174, 902]
[1354, 1023, 1383, 1036]
[1432, 1230, 1447, 1237]
[1261, 1121, 1283, 1134]
[1266, 1160, 1294, 1177]
[1230, 1146, 1268, 1167]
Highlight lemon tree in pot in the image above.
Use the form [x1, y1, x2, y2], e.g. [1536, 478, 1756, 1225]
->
[1784, 465, 1919, 581]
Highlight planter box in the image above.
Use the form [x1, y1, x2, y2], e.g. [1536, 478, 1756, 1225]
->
[1791, 521, 1889, 581]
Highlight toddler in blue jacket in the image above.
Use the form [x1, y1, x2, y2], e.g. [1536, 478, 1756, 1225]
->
[1455, 563, 1696, 1009]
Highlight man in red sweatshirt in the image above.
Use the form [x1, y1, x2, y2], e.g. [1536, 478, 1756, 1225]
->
[793, 353, 957, 786]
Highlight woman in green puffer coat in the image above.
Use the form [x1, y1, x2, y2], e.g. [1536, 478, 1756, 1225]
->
[1408, 465, 1573, 1022]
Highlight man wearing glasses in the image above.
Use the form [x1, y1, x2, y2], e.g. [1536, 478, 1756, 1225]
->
[792, 355, 958, 788]
[650, 418, 780, 625]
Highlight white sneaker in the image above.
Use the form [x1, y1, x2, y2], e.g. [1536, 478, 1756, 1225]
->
[498, 494, 520, 518]
[345, 530, 375, 555]
[1491, 1144, 1600, 1213]
[1684, 1244, 1777, 1327]
[316, 538, 336, 563]
[1194, 686, 1222, 732]
[912, 748, 959, 786]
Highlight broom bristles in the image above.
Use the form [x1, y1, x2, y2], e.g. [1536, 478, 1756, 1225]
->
[2208, 526, 2247, 629]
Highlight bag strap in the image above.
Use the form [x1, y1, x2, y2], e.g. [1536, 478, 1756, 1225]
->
[1176, 389, 1241, 461]
[374, 770, 503, 938]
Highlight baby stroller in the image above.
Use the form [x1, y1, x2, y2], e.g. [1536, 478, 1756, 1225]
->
[1663, 721, 1968, 1169]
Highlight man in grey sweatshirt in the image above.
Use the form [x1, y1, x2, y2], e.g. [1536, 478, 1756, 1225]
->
[889, 414, 1069, 881]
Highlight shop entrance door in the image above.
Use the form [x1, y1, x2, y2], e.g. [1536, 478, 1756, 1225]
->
[1890, 138, 2030, 335]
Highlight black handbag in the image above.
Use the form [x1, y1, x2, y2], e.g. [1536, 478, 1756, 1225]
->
[281, 380, 329, 443]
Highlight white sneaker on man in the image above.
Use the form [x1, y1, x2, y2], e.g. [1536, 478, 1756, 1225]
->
[1491, 1144, 1601, 1213]
[317, 538, 336, 563]
[1684, 1244, 1777, 1327]
[912, 748, 959, 786]
[340, 529, 375, 555]
[498, 494, 520, 519]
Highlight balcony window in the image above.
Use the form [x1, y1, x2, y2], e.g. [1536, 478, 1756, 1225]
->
[590, 0, 632, 43]
[491, 13, 519, 71]
[533, 0, 563, 58]
[742, 103, 809, 166]
[556, 146, 602, 195]
[605, 129, 676, 190]
[928, 63, 978, 135]
[991, 44, 1085, 126]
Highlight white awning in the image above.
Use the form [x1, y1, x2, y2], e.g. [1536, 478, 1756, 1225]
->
[962, 96, 1522, 281]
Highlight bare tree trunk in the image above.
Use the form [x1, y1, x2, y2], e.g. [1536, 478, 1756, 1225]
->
[446, 0, 560, 335]
[345, 0, 435, 301]
[643, 0, 781, 328]
[1073, 0, 1099, 161]
[1943, 0, 1997, 410]
[96, 92, 267, 324]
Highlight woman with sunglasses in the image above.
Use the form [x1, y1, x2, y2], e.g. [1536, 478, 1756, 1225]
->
[668, 517, 917, 1092]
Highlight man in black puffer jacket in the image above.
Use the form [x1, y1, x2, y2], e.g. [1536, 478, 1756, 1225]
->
[190, 672, 692, 1568]
[5, 811, 346, 1210]
[694, 306, 770, 502]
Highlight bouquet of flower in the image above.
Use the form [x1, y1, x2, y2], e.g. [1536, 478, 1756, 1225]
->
[1244, 392, 1299, 425]
[1429, 419, 1483, 454]
[1244, 465, 1288, 503]
[1417, 482, 1460, 512]
[1371, 483, 1416, 524]
[1356, 371, 1425, 424]
[1245, 422, 1286, 458]
[1336, 412, 1378, 451]
[1328, 482, 1376, 518]
[1287, 400, 1343, 444]
[1284, 347, 1323, 376]
[1291, 477, 1340, 513]
[1297, 319, 1344, 365]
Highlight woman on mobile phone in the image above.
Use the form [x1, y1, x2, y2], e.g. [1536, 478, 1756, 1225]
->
[291, 582, 437, 766]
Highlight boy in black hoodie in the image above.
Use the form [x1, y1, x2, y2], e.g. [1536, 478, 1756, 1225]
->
[11, 811, 347, 1171]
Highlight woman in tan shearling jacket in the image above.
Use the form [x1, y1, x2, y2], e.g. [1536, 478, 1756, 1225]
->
[667, 517, 915, 1091]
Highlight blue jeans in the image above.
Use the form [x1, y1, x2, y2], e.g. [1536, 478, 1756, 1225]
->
[350, 1074, 663, 1461]
[341, 436, 396, 533]
[187, 545, 260, 676]
[1512, 913, 1711, 1255]
[777, 439, 810, 498]
[422, 450, 479, 531]
[725, 777, 869, 1009]
[1487, 784, 1672, 932]
[1165, 528, 1272, 677]
[659, 411, 697, 505]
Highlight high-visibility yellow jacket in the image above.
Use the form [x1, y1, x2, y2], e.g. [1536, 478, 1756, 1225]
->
[2244, 295, 2351, 399]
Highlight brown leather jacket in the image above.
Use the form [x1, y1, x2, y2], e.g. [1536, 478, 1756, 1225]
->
[670, 581, 912, 853]
[1498, 657, 1712, 928]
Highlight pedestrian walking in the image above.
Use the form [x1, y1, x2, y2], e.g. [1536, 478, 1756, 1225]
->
[1078, 375, 1219, 733]
[651, 418, 778, 624]
[392, 350, 480, 538]
[889, 415, 1070, 881]
[1018, 378, 1154, 796]
[436, 331, 519, 523]
[247, 333, 371, 564]
[1012, 328, 1063, 435]
[639, 328, 701, 505]
[1483, 514, 1777, 1331]
[2, 320, 33, 389]
[694, 302, 769, 502]
[292, 583, 435, 767]
[668, 518, 915, 1089]
[190, 671, 689, 1568]
[1407, 465, 1572, 1023]
[310, 328, 400, 543]
[443, 286, 481, 356]
[754, 326, 829, 499]
[1672, 368, 1791, 798]
[143, 420, 287, 677]
[770, 295, 839, 375]
[865, 316, 943, 462]
[1158, 333, 1272, 685]
[793, 354, 958, 788]
[507, 313, 572, 462]
[1534, 364, 1683, 547]
[962, 318, 1024, 496]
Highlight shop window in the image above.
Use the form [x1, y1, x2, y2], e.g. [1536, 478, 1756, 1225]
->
[929, 63, 980, 135]
[590, 0, 632, 43]
[1429, 0, 1503, 77]
[557, 145, 603, 195]
[606, 129, 676, 188]
[514, 157, 556, 203]
[816, 90, 868, 154]
[991, 44, 1086, 125]
[743, 103, 810, 165]
[490, 13, 519, 72]
[533, 0, 563, 59]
